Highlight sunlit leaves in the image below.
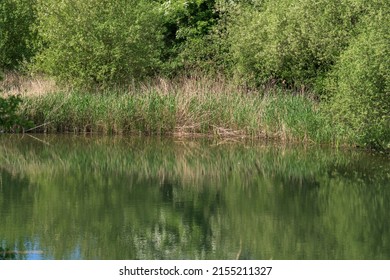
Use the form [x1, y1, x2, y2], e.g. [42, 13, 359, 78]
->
[33, 0, 163, 88]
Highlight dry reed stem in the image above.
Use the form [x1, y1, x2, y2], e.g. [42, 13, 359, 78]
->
[1, 71, 58, 96]
[1, 72, 245, 97]
[138, 74, 241, 96]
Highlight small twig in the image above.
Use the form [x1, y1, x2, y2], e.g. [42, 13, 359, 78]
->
[1, 250, 44, 255]
[236, 238, 243, 260]
[24, 121, 53, 132]
[24, 91, 72, 133]
[25, 133, 51, 145]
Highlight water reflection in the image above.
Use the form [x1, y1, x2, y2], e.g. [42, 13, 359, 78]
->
[0, 135, 389, 259]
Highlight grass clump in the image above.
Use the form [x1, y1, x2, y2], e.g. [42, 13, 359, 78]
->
[262, 92, 329, 142]
[18, 79, 330, 143]
[21, 91, 177, 135]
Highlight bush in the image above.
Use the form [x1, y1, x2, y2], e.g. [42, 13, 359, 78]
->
[324, 11, 390, 149]
[33, 0, 163, 89]
[0, 0, 37, 70]
[159, 0, 226, 74]
[227, 0, 363, 89]
[0, 94, 31, 131]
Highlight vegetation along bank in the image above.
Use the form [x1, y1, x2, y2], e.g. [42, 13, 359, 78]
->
[0, 0, 389, 149]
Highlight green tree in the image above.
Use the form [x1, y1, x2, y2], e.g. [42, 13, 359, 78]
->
[0, 0, 37, 70]
[159, 0, 224, 74]
[227, 0, 363, 89]
[324, 10, 390, 149]
[34, 0, 163, 88]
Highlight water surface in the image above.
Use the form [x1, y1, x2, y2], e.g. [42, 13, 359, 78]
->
[1, 135, 389, 259]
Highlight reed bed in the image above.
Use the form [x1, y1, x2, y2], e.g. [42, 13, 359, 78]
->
[19, 93, 329, 143]
[4, 74, 332, 143]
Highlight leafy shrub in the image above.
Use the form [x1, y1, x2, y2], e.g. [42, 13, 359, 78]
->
[159, 0, 226, 74]
[0, 0, 37, 70]
[324, 11, 390, 149]
[227, 0, 364, 89]
[0, 94, 31, 131]
[33, 0, 163, 88]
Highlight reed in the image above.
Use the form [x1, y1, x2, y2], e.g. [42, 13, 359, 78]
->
[16, 75, 331, 143]
[0, 71, 58, 96]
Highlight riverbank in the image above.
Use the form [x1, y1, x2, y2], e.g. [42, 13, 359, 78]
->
[1, 74, 388, 150]
[1, 1, 389, 150]
[15, 83, 332, 144]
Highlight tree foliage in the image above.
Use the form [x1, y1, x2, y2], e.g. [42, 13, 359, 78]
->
[0, 0, 37, 70]
[159, 0, 226, 74]
[33, 0, 163, 88]
[324, 10, 390, 148]
[227, 0, 364, 88]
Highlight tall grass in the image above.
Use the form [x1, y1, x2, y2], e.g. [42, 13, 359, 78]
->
[0, 71, 57, 96]
[16, 75, 331, 143]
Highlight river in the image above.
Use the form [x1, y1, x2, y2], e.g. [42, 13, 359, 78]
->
[1, 135, 389, 259]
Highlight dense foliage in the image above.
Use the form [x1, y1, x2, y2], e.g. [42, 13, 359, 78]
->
[159, 0, 222, 73]
[33, 0, 163, 88]
[1, 0, 389, 148]
[0, 0, 37, 70]
[323, 10, 390, 148]
[0, 94, 30, 131]
[227, 0, 361, 89]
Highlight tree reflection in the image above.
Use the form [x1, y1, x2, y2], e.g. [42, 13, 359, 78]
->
[0, 135, 389, 259]
[0, 247, 16, 260]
